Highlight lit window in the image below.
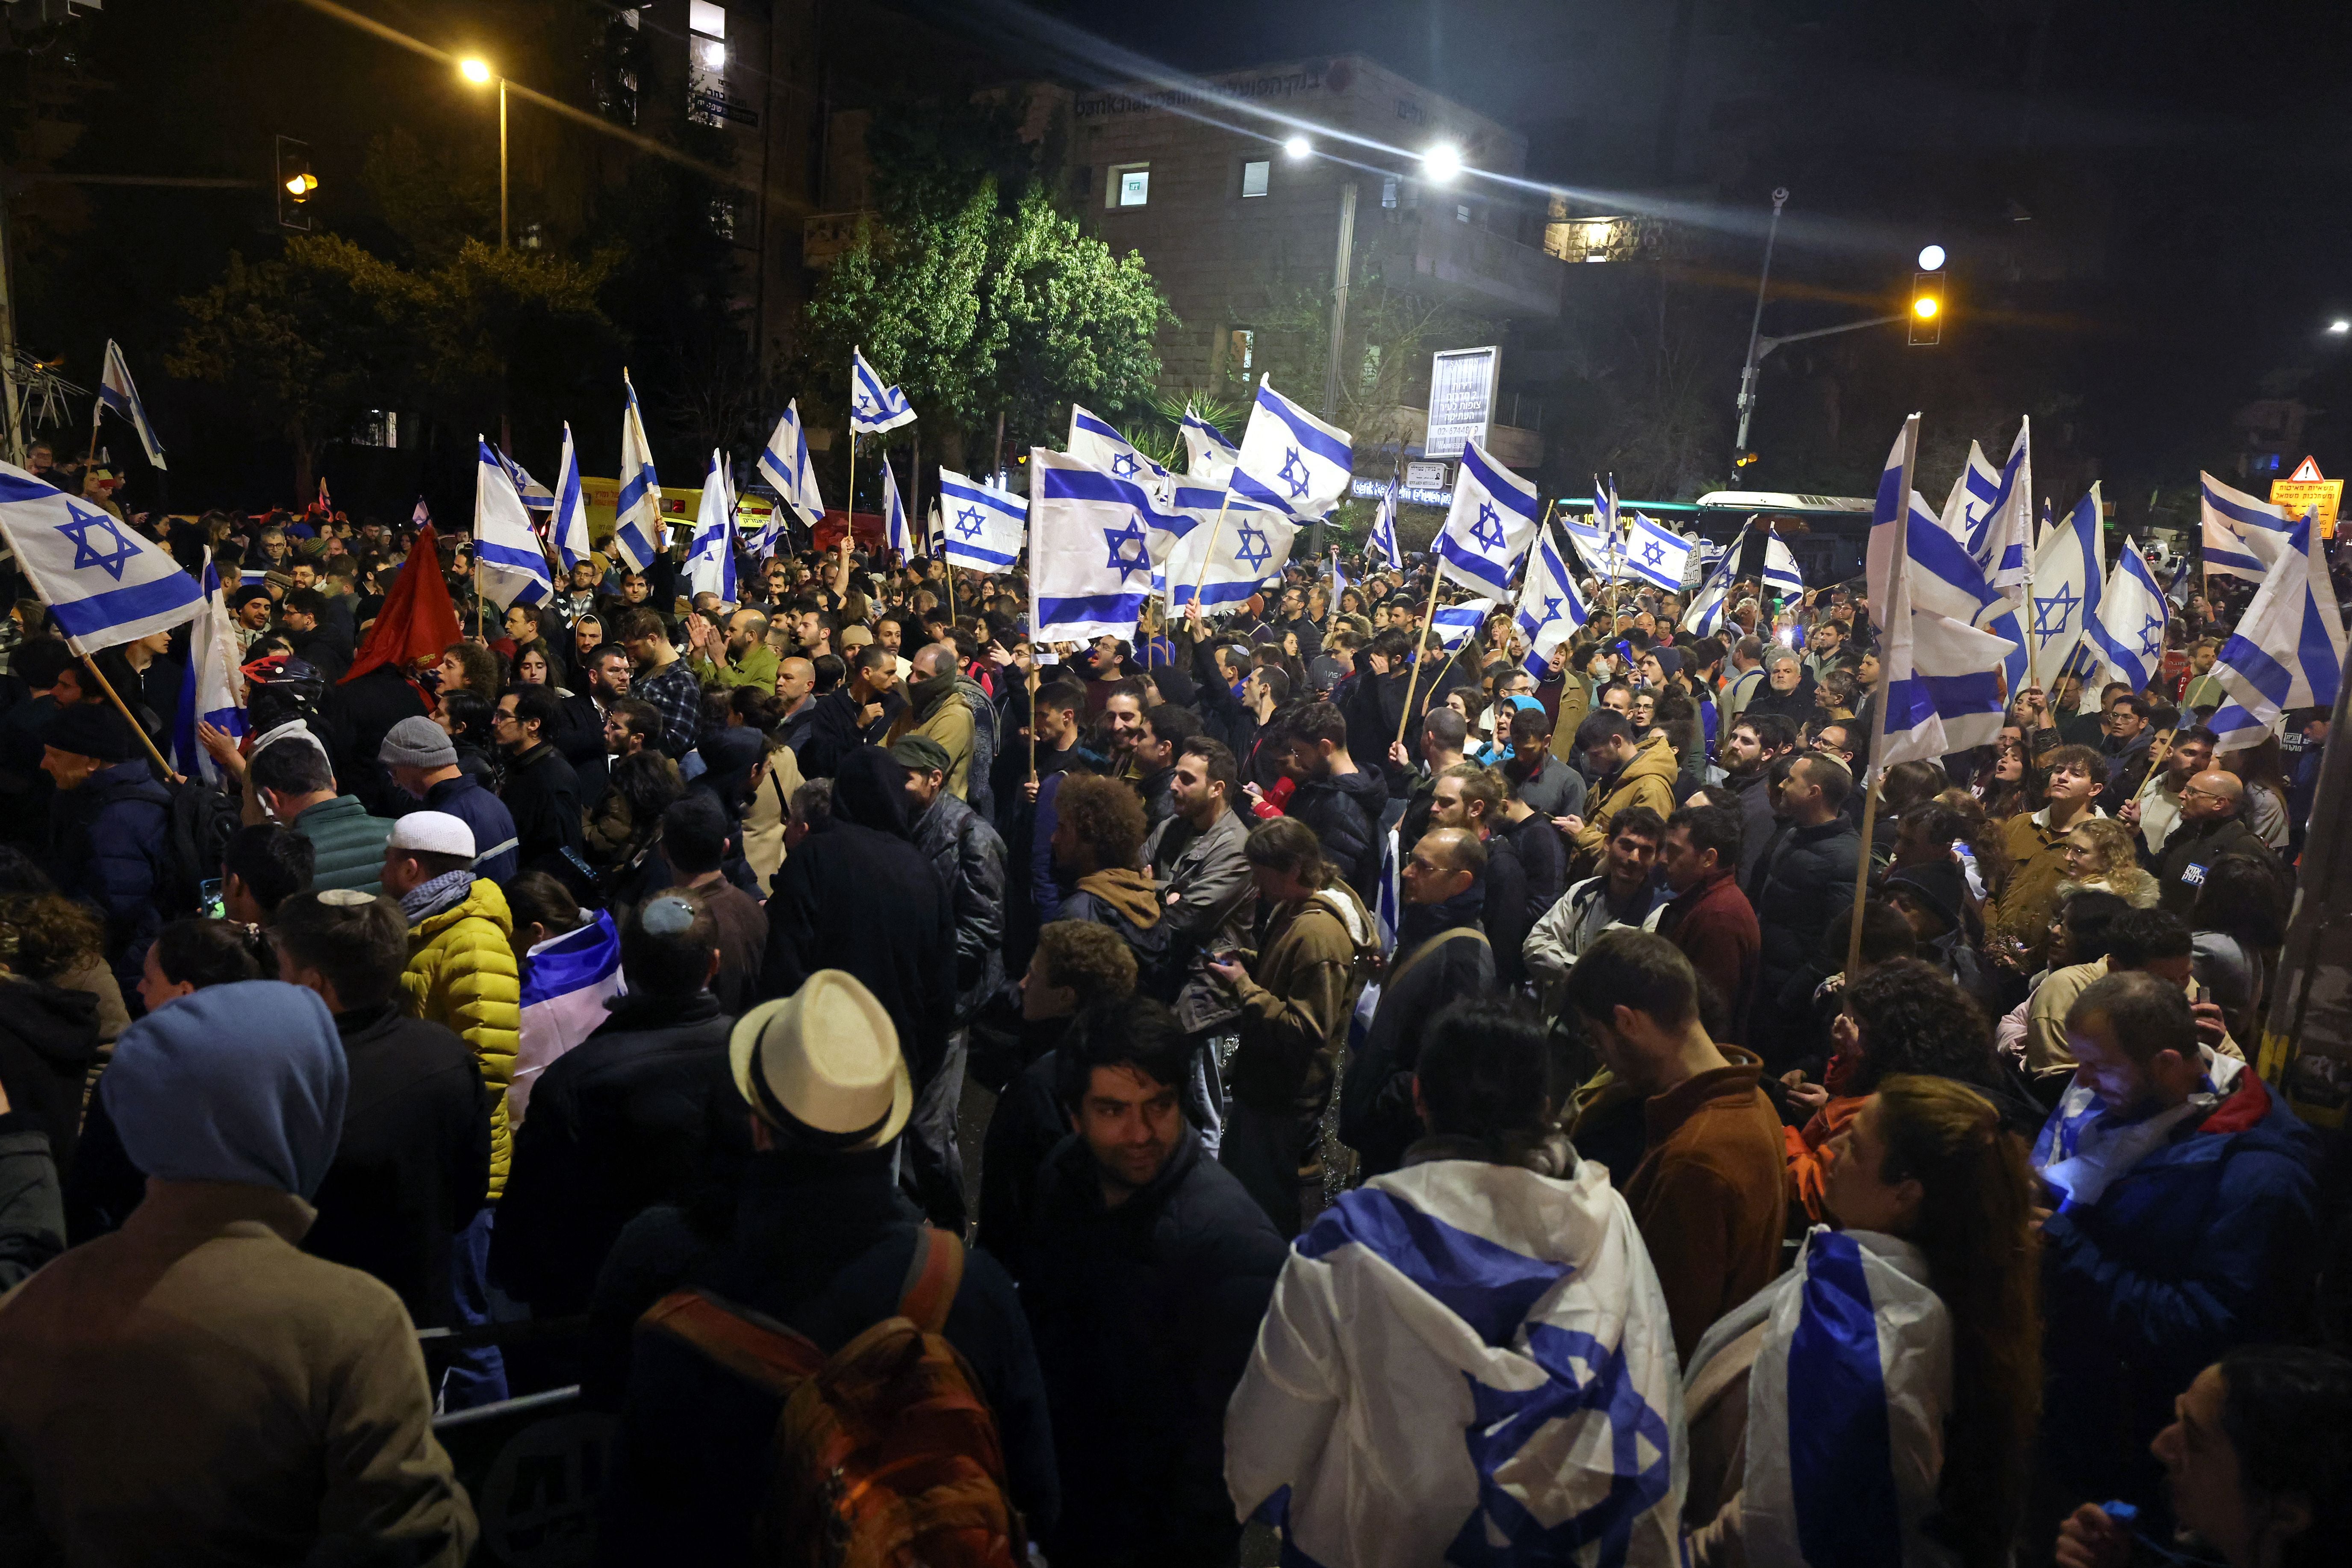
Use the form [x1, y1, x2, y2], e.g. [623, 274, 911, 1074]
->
[1227, 327, 1255, 373]
[1241, 159, 1270, 198]
[1456, 203, 1471, 223]
[709, 199, 736, 240]
[689, 1, 726, 37]
[1381, 176, 1398, 208]
[520, 221, 544, 251]
[1110, 163, 1149, 208]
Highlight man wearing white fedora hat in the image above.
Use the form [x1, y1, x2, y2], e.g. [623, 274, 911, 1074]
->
[596, 968, 1059, 1562]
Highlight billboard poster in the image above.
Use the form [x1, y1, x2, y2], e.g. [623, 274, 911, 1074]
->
[1424, 346, 1499, 461]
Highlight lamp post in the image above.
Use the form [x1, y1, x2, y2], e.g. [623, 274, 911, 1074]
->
[458, 57, 507, 249]
[1730, 187, 1789, 476]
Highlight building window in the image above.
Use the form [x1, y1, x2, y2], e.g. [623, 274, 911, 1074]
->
[689, 1, 725, 35]
[356, 411, 399, 450]
[1456, 203, 1471, 223]
[1109, 163, 1149, 208]
[1226, 327, 1256, 374]
[520, 221, 544, 251]
[1381, 175, 1398, 209]
[708, 198, 737, 240]
[1241, 159, 1270, 198]
[688, 3, 726, 127]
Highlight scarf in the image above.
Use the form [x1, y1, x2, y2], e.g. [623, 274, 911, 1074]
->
[2032, 1046, 2243, 1208]
[400, 867, 477, 925]
[1076, 867, 1162, 929]
[905, 669, 957, 725]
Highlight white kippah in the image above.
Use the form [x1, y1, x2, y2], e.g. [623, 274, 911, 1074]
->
[318, 888, 376, 907]
[385, 810, 476, 859]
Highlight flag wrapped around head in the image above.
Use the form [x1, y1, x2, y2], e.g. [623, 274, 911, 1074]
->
[685, 449, 739, 605]
[758, 401, 826, 531]
[880, 454, 912, 560]
[2208, 508, 2347, 753]
[1230, 377, 1352, 521]
[171, 562, 248, 785]
[850, 347, 916, 435]
[937, 467, 1026, 571]
[614, 370, 662, 573]
[1182, 404, 1239, 484]
[97, 340, 168, 471]
[342, 521, 463, 684]
[1164, 485, 1294, 613]
[0, 460, 203, 655]
[1433, 442, 1540, 598]
[552, 422, 591, 572]
[1028, 448, 1158, 643]
[1068, 405, 1173, 497]
[1515, 527, 1589, 680]
[473, 437, 554, 611]
[1624, 515, 1695, 592]
[2086, 536, 2170, 694]
[1368, 473, 1403, 571]
[509, 911, 626, 1127]
[2027, 487, 2105, 684]
[2199, 470, 2288, 584]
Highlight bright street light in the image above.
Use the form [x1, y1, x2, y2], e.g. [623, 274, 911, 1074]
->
[2331, 320, 2351, 335]
[1918, 244, 1946, 271]
[1284, 135, 1312, 159]
[1422, 142, 1463, 183]
[458, 56, 493, 85]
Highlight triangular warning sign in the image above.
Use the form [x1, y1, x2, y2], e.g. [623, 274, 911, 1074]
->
[2287, 454, 2325, 482]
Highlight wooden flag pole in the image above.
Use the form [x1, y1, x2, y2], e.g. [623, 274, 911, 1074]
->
[80, 654, 180, 783]
[1188, 490, 1235, 610]
[1026, 660, 1040, 784]
[1393, 563, 1448, 749]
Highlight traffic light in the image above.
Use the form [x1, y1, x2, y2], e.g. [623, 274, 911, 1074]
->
[1908, 271, 1945, 346]
[1733, 449, 1760, 471]
[276, 135, 315, 231]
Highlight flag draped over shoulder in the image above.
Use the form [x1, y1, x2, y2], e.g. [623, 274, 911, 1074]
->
[2208, 508, 2347, 753]
[510, 912, 626, 1127]
[171, 562, 247, 785]
[343, 521, 463, 684]
[0, 461, 202, 655]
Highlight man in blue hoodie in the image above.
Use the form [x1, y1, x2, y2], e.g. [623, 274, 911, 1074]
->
[2039, 970, 2323, 1528]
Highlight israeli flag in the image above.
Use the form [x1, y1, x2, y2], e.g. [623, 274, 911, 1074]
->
[1899, 485, 2005, 627]
[757, 401, 827, 528]
[1515, 528, 1589, 680]
[879, 454, 912, 559]
[1165, 489, 1296, 613]
[1624, 514, 1694, 592]
[1373, 827, 1400, 953]
[551, 422, 591, 572]
[1028, 448, 1156, 643]
[0, 461, 203, 655]
[2199, 471, 2287, 584]
[1683, 524, 1745, 636]
[1433, 441, 1541, 597]
[2086, 536, 2170, 693]
[938, 467, 1025, 571]
[1686, 1228, 1950, 1568]
[171, 562, 248, 786]
[1226, 1156, 1685, 1568]
[2028, 487, 2105, 684]
[614, 370, 663, 573]
[509, 912, 627, 1128]
[1431, 598, 1498, 650]
[1594, 472, 1620, 539]
[684, 450, 739, 605]
[1368, 472, 1403, 570]
[2208, 507, 2346, 754]
[96, 340, 167, 470]
[1562, 513, 1632, 582]
[1182, 403, 1240, 484]
[474, 437, 554, 610]
[1938, 441, 2002, 543]
[1068, 404, 1173, 496]
[1975, 419, 2034, 589]
[497, 449, 554, 511]
[849, 346, 916, 435]
[1231, 377, 1353, 521]
[1763, 533, 1805, 598]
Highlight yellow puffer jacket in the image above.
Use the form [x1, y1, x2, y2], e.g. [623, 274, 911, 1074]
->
[403, 878, 522, 1202]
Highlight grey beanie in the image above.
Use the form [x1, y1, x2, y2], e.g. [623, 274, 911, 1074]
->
[378, 714, 458, 770]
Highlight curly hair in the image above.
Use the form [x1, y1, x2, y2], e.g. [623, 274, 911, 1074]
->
[1033, 920, 1140, 1005]
[1841, 957, 1997, 1094]
[2064, 816, 2140, 881]
[0, 893, 103, 981]
[610, 750, 685, 838]
[1055, 772, 1147, 872]
[440, 640, 501, 697]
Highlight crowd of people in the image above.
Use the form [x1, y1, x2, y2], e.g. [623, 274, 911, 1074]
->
[0, 487, 2346, 1568]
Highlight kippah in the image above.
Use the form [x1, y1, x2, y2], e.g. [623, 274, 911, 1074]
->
[641, 896, 696, 937]
[318, 888, 375, 907]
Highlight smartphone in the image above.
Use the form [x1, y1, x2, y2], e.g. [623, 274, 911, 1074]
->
[199, 878, 225, 921]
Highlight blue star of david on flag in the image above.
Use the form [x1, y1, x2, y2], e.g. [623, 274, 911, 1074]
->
[1278, 447, 1310, 500]
[1233, 521, 1272, 572]
[2138, 613, 2165, 659]
[1110, 451, 1141, 479]
[1532, 594, 1564, 629]
[955, 506, 985, 540]
[1641, 539, 1667, 567]
[57, 502, 140, 581]
[1468, 501, 1506, 552]
[1103, 519, 1150, 578]
[2033, 582, 2081, 640]
[849, 346, 916, 433]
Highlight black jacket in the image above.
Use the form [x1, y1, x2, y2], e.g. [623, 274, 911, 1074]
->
[1751, 816, 1862, 1060]
[760, 818, 958, 1085]
[909, 789, 1007, 1020]
[2156, 814, 2279, 915]
[976, 1044, 1068, 1278]
[1729, 765, 1779, 887]
[1341, 887, 1494, 1178]
[1335, 651, 1410, 798]
[0, 977, 100, 1173]
[492, 990, 734, 1317]
[596, 1146, 1060, 1563]
[1288, 766, 1388, 902]
[1489, 820, 1554, 985]
[46, 759, 172, 990]
[554, 691, 611, 802]
[302, 1003, 492, 1329]
[500, 741, 585, 871]
[1012, 1127, 1286, 1568]
[790, 686, 902, 781]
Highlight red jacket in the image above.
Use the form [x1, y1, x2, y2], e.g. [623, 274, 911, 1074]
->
[1654, 866, 1762, 1045]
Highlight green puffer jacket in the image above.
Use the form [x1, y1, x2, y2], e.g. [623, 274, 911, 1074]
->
[403, 879, 522, 1202]
[293, 795, 397, 897]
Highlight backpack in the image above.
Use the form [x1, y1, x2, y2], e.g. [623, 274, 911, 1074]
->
[638, 1227, 1025, 1568]
[164, 778, 241, 917]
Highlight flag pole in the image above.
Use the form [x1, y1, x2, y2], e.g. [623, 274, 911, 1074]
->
[1026, 661, 1039, 785]
[1189, 490, 1235, 609]
[79, 654, 179, 783]
[1394, 563, 1447, 749]
[1846, 413, 1916, 977]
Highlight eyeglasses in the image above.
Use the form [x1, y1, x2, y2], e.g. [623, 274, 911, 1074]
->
[2180, 784, 2227, 802]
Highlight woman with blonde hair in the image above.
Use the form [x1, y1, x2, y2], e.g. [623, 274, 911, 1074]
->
[1685, 1074, 2042, 1568]
[2058, 816, 2159, 907]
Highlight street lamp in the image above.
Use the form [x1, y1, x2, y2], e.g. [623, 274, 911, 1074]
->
[457, 56, 507, 249]
[1422, 142, 1463, 183]
[1284, 134, 1312, 159]
[1917, 243, 1947, 271]
[2330, 320, 2351, 335]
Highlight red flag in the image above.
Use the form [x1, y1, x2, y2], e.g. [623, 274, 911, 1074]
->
[342, 522, 462, 684]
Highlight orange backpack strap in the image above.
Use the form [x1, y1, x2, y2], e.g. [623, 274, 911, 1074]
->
[640, 1288, 827, 1395]
[897, 1226, 966, 1334]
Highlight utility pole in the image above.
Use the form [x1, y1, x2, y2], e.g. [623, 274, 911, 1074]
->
[1313, 178, 1359, 561]
[1730, 187, 1789, 477]
[0, 186, 24, 466]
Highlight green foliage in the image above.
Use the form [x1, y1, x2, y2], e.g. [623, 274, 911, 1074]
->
[985, 186, 1173, 441]
[360, 127, 496, 268]
[862, 90, 1037, 227]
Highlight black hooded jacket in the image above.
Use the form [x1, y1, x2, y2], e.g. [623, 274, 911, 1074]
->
[0, 977, 100, 1172]
[1287, 765, 1388, 902]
